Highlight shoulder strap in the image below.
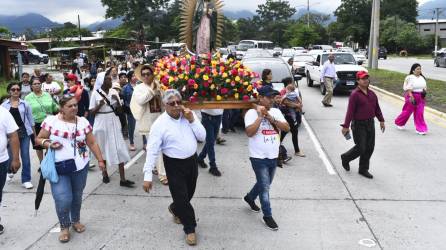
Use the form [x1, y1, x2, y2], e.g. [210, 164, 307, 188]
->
[96, 89, 116, 113]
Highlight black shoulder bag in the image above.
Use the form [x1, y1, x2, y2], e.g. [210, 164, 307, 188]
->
[96, 89, 123, 116]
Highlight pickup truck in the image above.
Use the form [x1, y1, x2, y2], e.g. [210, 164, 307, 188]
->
[305, 52, 367, 95]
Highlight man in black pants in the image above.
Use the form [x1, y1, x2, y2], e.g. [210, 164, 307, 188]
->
[142, 89, 206, 245]
[341, 71, 385, 179]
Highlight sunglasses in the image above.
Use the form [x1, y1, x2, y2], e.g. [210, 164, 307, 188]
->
[166, 100, 182, 106]
[141, 72, 152, 77]
[10, 88, 21, 92]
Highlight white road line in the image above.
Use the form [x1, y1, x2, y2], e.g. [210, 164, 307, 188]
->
[124, 150, 145, 170]
[301, 116, 337, 175]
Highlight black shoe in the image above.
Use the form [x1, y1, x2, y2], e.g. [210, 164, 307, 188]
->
[0, 223, 4, 235]
[222, 129, 228, 134]
[120, 180, 135, 187]
[341, 155, 350, 171]
[322, 101, 333, 107]
[102, 174, 110, 184]
[277, 160, 283, 168]
[243, 195, 260, 212]
[262, 216, 279, 231]
[197, 159, 208, 168]
[216, 137, 226, 145]
[209, 167, 222, 177]
[230, 128, 236, 132]
[359, 171, 373, 179]
[283, 156, 292, 163]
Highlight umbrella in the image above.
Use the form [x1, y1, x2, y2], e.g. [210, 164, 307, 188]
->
[34, 170, 46, 216]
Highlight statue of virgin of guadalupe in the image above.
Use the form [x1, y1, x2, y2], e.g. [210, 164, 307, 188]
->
[180, 0, 224, 55]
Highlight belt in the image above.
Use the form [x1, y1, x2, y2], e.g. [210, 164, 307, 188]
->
[97, 111, 114, 114]
[324, 76, 334, 79]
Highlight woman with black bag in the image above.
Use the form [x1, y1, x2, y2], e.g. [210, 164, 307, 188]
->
[89, 74, 133, 187]
[1, 82, 35, 189]
[36, 95, 105, 243]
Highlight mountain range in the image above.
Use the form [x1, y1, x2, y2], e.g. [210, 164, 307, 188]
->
[0, 0, 443, 35]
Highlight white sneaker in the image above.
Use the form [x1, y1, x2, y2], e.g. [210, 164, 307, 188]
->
[22, 182, 34, 189]
[6, 173, 14, 182]
[396, 125, 405, 130]
[416, 131, 427, 135]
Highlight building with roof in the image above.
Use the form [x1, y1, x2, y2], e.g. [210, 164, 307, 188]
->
[417, 19, 446, 46]
[0, 39, 27, 80]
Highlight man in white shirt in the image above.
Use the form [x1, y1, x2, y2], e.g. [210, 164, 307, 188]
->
[243, 85, 289, 231]
[197, 108, 223, 176]
[41, 73, 62, 101]
[142, 89, 206, 246]
[0, 106, 21, 234]
[321, 54, 336, 107]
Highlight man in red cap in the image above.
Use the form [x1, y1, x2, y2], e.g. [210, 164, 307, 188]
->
[340, 71, 385, 179]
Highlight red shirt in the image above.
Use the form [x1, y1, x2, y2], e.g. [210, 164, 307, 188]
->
[342, 88, 385, 128]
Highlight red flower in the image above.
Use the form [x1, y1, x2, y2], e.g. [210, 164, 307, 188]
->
[220, 88, 228, 95]
[196, 68, 201, 74]
[231, 69, 238, 76]
[243, 95, 250, 101]
[238, 87, 244, 93]
[188, 79, 195, 87]
[161, 77, 169, 85]
[252, 93, 258, 98]
[200, 90, 207, 97]
[189, 96, 198, 103]
[203, 81, 209, 88]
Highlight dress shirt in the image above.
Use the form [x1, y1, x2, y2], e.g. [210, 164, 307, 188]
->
[1, 99, 35, 136]
[342, 88, 385, 128]
[321, 60, 337, 81]
[143, 112, 206, 181]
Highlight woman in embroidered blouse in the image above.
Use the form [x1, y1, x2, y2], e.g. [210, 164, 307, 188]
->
[89, 74, 133, 187]
[25, 78, 58, 162]
[36, 96, 105, 243]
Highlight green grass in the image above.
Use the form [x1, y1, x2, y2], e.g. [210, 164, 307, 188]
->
[368, 68, 446, 113]
[0, 77, 8, 99]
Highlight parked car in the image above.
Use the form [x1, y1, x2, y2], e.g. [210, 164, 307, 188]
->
[281, 49, 296, 64]
[14, 49, 49, 64]
[366, 47, 387, 60]
[242, 57, 302, 91]
[292, 54, 315, 76]
[243, 48, 273, 59]
[145, 49, 172, 62]
[432, 48, 446, 57]
[305, 52, 367, 95]
[434, 52, 446, 67]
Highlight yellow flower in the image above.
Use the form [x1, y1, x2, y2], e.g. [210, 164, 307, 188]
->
[203, 75, 209, 81]
[235, 76, 241, 82]
[191, 65, 195, 70]
[228, 58, 234, 63]
[210, 84, 215, 90]
[194, 73, 200, 79]
[161, 85, 168, 91]
[168, 76, 174, 83]
[234, 93, 239, 99]
[247, 85, 253, 91]
[225, 79, 231, 83]
[216, 95, 222, 101]
[186, 54, 191, 59]
[179, 74, 185, 79]
[222, 72, 228, 78]
[243, 81, 249, 86]
[185, 76, 189, 80]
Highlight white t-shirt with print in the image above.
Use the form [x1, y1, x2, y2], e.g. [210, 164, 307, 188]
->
[403, 75, 427, 93]
[244, 108, 286, 159]
[41, 115, 92, 171]
[42, 81, 62, 95]
[0, 106, 19, 162]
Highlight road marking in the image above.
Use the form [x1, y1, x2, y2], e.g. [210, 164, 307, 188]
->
[124, 150, 145, 170]
[301, 116, 337, 175]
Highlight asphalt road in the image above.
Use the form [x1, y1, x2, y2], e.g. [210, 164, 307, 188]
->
[375, 57, 446, 82]
[2, 77, 446, 249]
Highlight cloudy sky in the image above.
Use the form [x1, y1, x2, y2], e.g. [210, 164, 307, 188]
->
[0, 0, 432, 25]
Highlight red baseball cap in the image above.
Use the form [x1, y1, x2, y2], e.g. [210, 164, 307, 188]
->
[356, 71, 369, 79]
[67, 73, 79, 82]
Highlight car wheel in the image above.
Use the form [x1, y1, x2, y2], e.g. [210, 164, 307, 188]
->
[306, 72, 313, 87]
[320, 82, 326, 95]
[435, 60, 439, 67]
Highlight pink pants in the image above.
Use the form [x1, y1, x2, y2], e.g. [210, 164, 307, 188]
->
[394, 92, 428, 133]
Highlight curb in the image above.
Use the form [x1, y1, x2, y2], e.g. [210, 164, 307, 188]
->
[370, 85, 446, 123]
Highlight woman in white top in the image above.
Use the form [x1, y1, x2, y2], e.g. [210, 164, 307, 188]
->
[89, 74, 133, 186]
[36, 95, 105, 243]
[395, 63, 428, 135]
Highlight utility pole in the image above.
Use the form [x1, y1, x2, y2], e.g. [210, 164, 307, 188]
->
[367, 0, 375, 67]
[434, 8, 441, 57]
[307, 0, 310, 28]
[78, 14, 82, 46]
[371, 0, 380, 69]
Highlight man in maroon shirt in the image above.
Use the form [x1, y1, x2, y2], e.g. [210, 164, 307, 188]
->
[341, 71, 385, 179]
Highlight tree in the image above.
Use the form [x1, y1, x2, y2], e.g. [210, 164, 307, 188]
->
[49, 22, 93, 46]
[0, 26, 10, 38]
[334, 0, 372, 47]
[382, 0, 418, 23]
[380, 16, 407, 53]
[23, 28, 37, 40]
[222, 17, 239, 46]
[236, 18, 261, 40]
[101, 0, 170, 43]
[395, 23, 428, 53]
[327, 21, 346, 43]
[285, 23, 320, 47]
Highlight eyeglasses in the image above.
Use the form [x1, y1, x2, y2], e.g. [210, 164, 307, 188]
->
[166, 100, 182, 106]
[141, 72, 152, 77]
[10, 88, 21, 92]
[32, 82, 41, 85]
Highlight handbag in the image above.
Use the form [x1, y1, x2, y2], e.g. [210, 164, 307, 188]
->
[96, 89, 123, 116]
[17, 125, 27, 139]
[41, 149, 59, 183]
[421, 89, 427, 99]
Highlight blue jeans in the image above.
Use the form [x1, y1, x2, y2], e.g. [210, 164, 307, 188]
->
[8, 135, 32, 183]
[126, 111, 147, 145]
[222, 109, 240, 131]
[50, 165, 88, 228]
[246, 158, 277, 217]
[0, 161, 7, 204]
[198, 113, 222, 168]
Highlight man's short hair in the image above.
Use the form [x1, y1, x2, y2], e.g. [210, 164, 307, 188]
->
[162, 89, 182, 104]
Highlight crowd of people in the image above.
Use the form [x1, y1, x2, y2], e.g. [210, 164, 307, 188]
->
[0, 51, 429, 245]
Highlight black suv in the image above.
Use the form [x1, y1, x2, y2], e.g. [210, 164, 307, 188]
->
[366, 47, 387, 60]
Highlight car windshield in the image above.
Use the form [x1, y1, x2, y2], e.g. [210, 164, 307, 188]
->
[282, 49, 295, 57]
[237, 44, 254, 51]
[219, 49, 229, 55]
[322, 54, 356, 65]
[293, 55, 314, 62]
[28, 49, 41, 55]
[243, 60, 291, 86]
